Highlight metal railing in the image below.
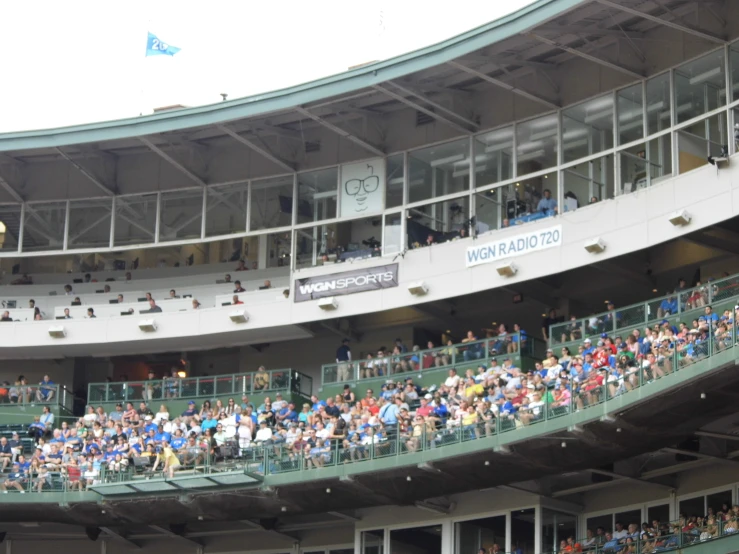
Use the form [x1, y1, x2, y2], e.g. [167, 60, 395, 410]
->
[88, 369, 312, 403]
[549, 272, 739, 349]
[321, 332, 544, 386]
[0, 384, 74, 413]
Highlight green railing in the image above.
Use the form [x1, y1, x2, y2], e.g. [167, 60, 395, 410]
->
[549, 272, 739, 349]
[0, 384, 74, 414]
[321, 332, 544, 386]
[88, 369, 312, 404]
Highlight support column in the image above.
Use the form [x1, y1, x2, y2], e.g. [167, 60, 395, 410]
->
[534, 504, 542, 554]
[441, 520, 454, 554]
[258, 234, 268, 269]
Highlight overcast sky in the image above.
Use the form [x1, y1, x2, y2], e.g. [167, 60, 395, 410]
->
[0, 0, 536, 132]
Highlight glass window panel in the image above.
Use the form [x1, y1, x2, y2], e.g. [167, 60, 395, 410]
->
[389, 525, 441, 554]
[516, 113, 558, 176]
[620, 135, 672, 193]
[731, 43, 739, 103]
[266, 231, 291, 269]
[586, 514, 613, 535]
[618, 84, 644, 144]
[362, 529, 384, 554]
[67, 198, 112, 250]
[250, 175, 293, 231]
[511, 508, 536, 554]
[477, 172, 557, 232]
[0, 204, 22, 252]
[455, 515, 506, 554]
[386, 154, 404, 209]
[159, 188, 203, 242]
[294, 221, 337, 269]
[407, 196, 469, 247]
[563, 95, 614, 163]
[475, 126, 513, 187]
[675, 50, 726, 124]
[679, 496, 705, 518]
[707, 490, 732, 514]
[297, 167, 337, 224]
[114, 193, 157, 246]
[647, 504, 670, 525]
[205, 182, 247, 238]
[294, 215, 379, 268]
[23, 201, 66, 252]
[646, 73, 671, 136]
[563, 154, 615, 207]
[408, 138, 470, 204]
[541, 509, 577, 554]
[383, 212, 402, 256]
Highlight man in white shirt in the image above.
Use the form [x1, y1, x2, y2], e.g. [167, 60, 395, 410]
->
[444, 368, 461, 389]
[254, 421, 273, 445]
[612, 522, 628, 540]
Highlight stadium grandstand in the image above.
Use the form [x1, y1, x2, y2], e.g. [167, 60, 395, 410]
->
[4, 1, 739, 553]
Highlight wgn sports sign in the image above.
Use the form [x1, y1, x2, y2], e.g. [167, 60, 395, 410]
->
[294, 264, 399, 302]
[466, 226, 562, 268]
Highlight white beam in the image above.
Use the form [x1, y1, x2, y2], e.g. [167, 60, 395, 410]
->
[217, 125, 295, 173]
[596, 0, 725, 44]
[139, 136, 208, 187]
[294, 107, 385, 157]
[383, 82, 479, 129]
[54, 148, 115, 196]
[551, 477, 628, 497]
[446, 60, 560, 110]
[527, 33, 644, 80]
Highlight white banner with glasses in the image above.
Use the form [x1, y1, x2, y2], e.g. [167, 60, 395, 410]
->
[466, 225, 562, 268]
[340, 158, 385, 217]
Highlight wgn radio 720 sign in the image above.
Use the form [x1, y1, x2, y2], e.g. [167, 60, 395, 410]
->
[294, 264, 399, 302]
[465, 226, 562, 268]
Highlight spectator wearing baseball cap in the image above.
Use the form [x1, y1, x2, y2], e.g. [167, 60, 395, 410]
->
[181, 401, 198, 419]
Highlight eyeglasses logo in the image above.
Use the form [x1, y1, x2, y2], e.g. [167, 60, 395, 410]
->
[343, 163, 382, 213]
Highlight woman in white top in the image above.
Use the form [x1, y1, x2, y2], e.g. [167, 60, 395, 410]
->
[153, 404, 170, 425]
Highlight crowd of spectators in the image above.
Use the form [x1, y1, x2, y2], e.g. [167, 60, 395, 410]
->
[558, 509, 739, 553]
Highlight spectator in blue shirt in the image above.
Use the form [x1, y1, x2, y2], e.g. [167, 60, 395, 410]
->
[658, 295, 678, 317]
[181, 401, 198, 418]
[536, 189, 557, 212]
[36, 375, 55, 402]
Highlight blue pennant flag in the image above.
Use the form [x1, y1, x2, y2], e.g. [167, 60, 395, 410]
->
[145, 32, 181, 57]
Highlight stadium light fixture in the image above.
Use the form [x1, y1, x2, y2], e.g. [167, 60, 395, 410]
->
[407, 281, 429, 296]
[138, 319, 157, 332]
[496, 262, 518, 278]
[48, 326, 66, 338]
[668, 210, 691, 227]
[584, 237, 606, 254]
[229, 310, 249, 324]
[318, 297, 338, 311]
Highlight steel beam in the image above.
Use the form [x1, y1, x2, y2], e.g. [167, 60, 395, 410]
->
[446, 61, 559, 110]
[55, 148, 115, 196]
[217, 125, 295, 173]
[139, 136, 208, 187]
[587, 468, 674, 491]
[294, 107, 385, 157]
[595, 0, 725, 44]
[149, 525, 203, 547]
[99, 527, 141, 549]
[551, 477, 628, 497]
[527, 33, 643, 79]
[0, 171, 23, 202]
[382, 82, 479, 130]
